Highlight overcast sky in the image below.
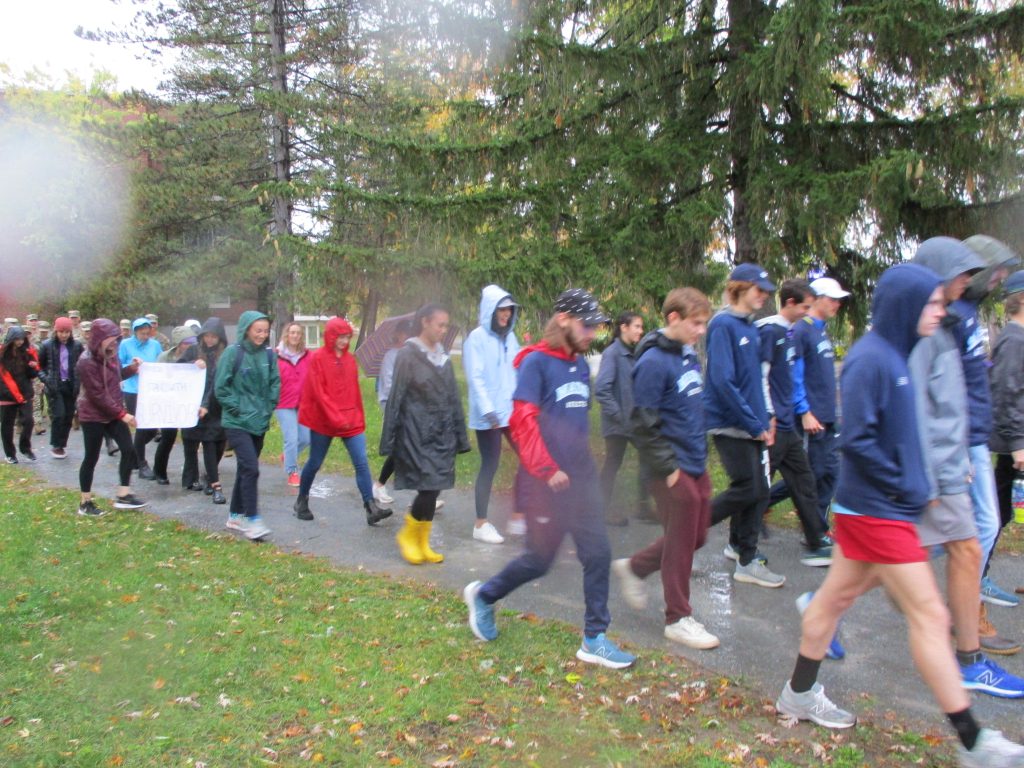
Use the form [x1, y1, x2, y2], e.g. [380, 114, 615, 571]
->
[1, 0, 166, 91]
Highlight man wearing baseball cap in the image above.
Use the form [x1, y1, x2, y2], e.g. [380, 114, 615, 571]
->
[145, 313, 171, 351]
[706, 263, 785, 588]
[67, 310, 83, 341]
[465, 289, 636, 669]
[769, 275, 850, 537]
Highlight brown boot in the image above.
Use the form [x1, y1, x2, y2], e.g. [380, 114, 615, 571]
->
[979, 603, 1021, 656]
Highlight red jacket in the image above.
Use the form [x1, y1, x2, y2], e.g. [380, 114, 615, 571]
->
[76, 319, 130, 424]
[276, 345, 310, 409]
[298, 318, 365, 438]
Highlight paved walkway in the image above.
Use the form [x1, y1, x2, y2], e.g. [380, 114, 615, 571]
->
[24, 444, 1024, 731]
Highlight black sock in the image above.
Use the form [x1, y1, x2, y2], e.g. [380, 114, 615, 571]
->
[790, 654, 822, 694]
[955, 648, 982, 667]
[947, 708, 980, 751]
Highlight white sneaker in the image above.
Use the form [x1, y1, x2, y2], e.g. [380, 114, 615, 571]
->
[507, 517, 527, 536]
[664, 616, 719, 649]
[959, 728, 1024, 768]
[225, 514, 245, 531]
[372, 483, 393, 505]
[244, 517, 271, 540]
[473, 521, 505, 544]
[434, 498, 445, 512]
[612, 558, 647, 610]
[776, 681, 856, 728]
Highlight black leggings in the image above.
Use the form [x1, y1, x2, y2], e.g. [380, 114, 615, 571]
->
[80, 420, 135, 492]
[410, 490, 440, 522]
[182, 438, 225, 488]
[474, 428, 513, 520]
[1, 401, 33, 458]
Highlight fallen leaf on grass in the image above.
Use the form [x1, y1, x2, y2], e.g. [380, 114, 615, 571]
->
[755, 733, 779, 746]
[431, 758, 456, 768]
[120, 594, 140, 604]
[1, 716, 14, 727]
[153, 679, 166, 690]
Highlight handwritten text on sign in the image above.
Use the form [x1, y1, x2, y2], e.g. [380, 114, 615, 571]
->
[135, 363, 206, 428]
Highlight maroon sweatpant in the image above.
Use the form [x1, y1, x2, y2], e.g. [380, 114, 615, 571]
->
[629, 470, 711, 624]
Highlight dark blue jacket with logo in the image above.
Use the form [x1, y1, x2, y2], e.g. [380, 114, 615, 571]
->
[793, 316, 837, 424]
[703, 309, 768, 437]
[834, 264, 939, 522]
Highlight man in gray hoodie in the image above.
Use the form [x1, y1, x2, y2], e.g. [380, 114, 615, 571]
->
[910, 237, 1024, 697]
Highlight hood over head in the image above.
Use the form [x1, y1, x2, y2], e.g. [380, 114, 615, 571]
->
[3, 325, 27, 346]
[131, 317, 152, 333]
[86, 318, 122, 357]
[198, 317, 228, 348]
[912, 237, 986, 282]
[236, 310, 270, 348]
[870, 263, 942, 358]
[170, 326, 196, 348]
[478, 284, 519, 337]
[961, 235, 1021, 301]
[323, 317, 354, 352]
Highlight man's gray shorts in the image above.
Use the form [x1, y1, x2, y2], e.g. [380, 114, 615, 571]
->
[916, 492, 978, 547]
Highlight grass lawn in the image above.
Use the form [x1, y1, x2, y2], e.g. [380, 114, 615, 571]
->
[0, 466, 958, 767]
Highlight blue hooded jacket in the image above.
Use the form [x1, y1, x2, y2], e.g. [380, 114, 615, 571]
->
[703, 309, 769, 437]
[462, 284, 521, 430]
[834, 264, 940, 522]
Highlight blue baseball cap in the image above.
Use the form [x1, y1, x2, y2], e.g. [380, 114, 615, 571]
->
[1004, 271, 1024, 296]
[729, 263, 775, 292]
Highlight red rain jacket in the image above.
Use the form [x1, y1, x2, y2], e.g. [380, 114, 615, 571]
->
[298, 317, 365, 438]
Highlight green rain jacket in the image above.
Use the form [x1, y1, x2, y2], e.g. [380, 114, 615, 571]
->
[215, 310, 280, 435]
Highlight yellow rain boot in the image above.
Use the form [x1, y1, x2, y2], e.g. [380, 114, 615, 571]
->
[396, 514, 425, 564]
[418, 518, 444, 563]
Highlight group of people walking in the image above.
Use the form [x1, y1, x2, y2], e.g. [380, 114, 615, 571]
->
[5, 236, 1024, 765]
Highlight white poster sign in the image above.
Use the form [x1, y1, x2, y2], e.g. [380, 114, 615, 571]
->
[135, 363, 206, 429]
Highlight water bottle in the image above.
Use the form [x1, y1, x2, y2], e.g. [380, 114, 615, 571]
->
[1013, 473, 1024, 524]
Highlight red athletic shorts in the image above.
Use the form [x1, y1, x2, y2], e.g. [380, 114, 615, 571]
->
[833, 513, 928, 564]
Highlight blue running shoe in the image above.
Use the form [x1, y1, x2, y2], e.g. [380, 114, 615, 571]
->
[464, 581, 497, 641]
[576, 633, 636, 669]
[961, 658, 1024, 698]
[795, 591, 846, 660]
[981, 576, 1020, 608]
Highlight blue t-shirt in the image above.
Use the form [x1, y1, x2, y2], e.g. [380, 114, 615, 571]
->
[513, 348, 596, 477]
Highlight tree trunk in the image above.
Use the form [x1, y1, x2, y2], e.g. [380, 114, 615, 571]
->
[269, 0, 293, 332]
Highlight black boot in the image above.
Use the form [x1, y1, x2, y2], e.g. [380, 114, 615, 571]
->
[365, 499, 392, 526]
[294, 495, 313, 521]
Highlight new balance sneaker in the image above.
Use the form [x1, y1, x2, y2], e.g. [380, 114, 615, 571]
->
[464, 581, 497, 641]
[776, 681, 856, 728]
[960, 658, 1024, 698]
[958, 728, 1024, 768]
[50, 447, 67, 459]
[723, 542, 767, 564]
[113, 493, 147, 509]
[77, 499, 105, 517]
[612, 558, 647, 610]
[472, 522, 505, 544]
[244, 517, 271, 540]
[225, 514, 246, 531]
[576, 633, 636, 669]
[664, 616, 719, 650]
[795, 591, 846, 660]
[734, 559, 785, 588]
[800, 545, 833, 568]
[981, 577, 1020, 608]
[372, 482, 394, 505]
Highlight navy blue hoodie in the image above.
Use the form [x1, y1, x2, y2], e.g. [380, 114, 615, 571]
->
[703, 309, 768, 437]
[630, 329, 707, 478]
[834, 264, 940, 522]
[949, 297, 992, 446]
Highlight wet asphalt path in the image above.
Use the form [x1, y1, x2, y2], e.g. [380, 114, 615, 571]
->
[23, 445, 1024, 734]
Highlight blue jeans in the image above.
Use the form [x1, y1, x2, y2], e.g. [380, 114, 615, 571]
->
[275, 407, 310, 474]
[298, 430, 373, 503]
[968, 443, 1000, 569]
[480, 469, 611, 637]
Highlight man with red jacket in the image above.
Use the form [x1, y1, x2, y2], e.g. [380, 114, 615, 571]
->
[464, 289, 636, 669]
[292, 317, 390, 527]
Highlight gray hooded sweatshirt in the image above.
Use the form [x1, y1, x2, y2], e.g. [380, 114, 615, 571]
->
[909, 237, 987, 498]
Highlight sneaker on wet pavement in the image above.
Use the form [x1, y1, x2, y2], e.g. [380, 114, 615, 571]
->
[50, 447, 67, 459]
[576, 633, 636, 669]
[472, 521, 505, 544]
[776, 681, 856, 728]
[612, 558, 647, 610]
[225, 514, 245, 531]
[243, 516, 271, 540]
[664, 616, 719, 650]
[960, 658, 1024, 698]
[372, 482, 394, 505]
[287, 472, 300, 487]
[800, 545, 833, 567]
[958, 728, 1024, 768]
[734, 559, 785, 588]
[724, 542, 767, 564]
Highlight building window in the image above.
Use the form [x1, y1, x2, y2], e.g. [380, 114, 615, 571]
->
[209, 294, 231, 309]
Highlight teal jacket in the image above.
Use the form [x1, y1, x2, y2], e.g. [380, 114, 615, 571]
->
[215, 311, 280, 435]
